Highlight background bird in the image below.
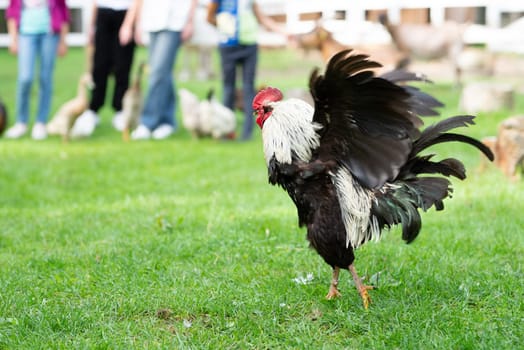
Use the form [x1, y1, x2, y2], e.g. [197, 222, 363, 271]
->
[199, 89, 236, 140]
[179, 88, 202, 138]
[179, 88, 236, 140]
[46, 72, 94, 142]
[0, 96, 7, 136]
[120, 62, 146, 142]
[253, 50, 494, 308]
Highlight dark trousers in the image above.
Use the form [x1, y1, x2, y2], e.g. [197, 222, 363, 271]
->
[90, 7, 135, 113]
[219, 44, 258, 140]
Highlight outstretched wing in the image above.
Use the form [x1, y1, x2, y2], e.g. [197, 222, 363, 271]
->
[309, 50, 431, 189]
[379, 70, 444, 117]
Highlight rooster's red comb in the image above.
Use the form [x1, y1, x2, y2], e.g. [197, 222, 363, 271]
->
[252, 87, 283, 110]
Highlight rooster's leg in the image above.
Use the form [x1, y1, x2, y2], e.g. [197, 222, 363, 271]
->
[326, 266, 342, 299]
[349, 263, 374, 309]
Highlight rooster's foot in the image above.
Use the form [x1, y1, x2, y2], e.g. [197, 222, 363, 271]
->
[349, 263, 374, 309]
[326, 266, 342, 300]
[358, 285, 374, 309]
[326, 285, 342, 300]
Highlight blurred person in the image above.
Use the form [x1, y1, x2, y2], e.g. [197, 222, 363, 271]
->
[70, 0, 136, 138]
[119, 0, 198, 140]
[207, 0, 286, 140]
[4, 0, 69, 140]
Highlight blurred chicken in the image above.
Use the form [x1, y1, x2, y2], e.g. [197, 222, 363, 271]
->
[47, 73, 94, 142]
[179, 88, 203, 138]
[199, 89, 236, 139]
[121, 62, 146, 141]
[179, 88, 236, 139]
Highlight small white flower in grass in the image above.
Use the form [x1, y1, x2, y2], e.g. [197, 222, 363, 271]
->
[183, 319, 193, 328]
[279, 303, 291, 310]
[459, 283, 471, 299]
[232, 300, 244, 307]
[292, 273, 314, 285]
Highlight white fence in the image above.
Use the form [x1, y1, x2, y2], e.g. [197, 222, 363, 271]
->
[261, 0, 524, 27]
[0, 0, 523, 47]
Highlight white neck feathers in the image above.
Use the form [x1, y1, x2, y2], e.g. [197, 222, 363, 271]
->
[261, 98, 321, 165]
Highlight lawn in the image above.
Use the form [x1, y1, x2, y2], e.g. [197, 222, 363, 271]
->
[0, 47, 523, 349]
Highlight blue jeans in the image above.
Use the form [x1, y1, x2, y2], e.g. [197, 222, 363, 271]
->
[140, 30, 182, 131]
[219, 44, 258, 140]
[16, 33, 60, 124]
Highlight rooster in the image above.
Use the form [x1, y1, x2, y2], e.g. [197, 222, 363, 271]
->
[252, 50, 493, 308]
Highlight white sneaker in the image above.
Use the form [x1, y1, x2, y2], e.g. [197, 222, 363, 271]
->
[5, 123, 28, 139]
[31, 122, 47, 140]
[70, 110, 99, 138]
[112, 111, 125, 131]
[152, 124, 174, 140]
[131, 124, 151, 140]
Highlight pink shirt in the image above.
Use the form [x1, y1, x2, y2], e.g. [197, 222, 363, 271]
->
[6, 0, 70, 34]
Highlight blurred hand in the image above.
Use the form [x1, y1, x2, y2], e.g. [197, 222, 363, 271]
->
[119, 24, 133, 46]
[57, 40, 68, 57]
[181, 21, 194, 42]
[88, 27, 95, 46]
[8, 40, 18, 55]
[134, 26, 143, 46]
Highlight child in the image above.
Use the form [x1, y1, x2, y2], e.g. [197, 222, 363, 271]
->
[70, 0, 136, 138]
[5, 0, 69, 140]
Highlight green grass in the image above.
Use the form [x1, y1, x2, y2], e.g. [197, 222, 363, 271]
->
[0, 47, 523, 349]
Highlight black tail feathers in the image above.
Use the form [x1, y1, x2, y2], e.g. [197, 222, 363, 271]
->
[372, 114, 493, 244]
[413, 115, 494, 161]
